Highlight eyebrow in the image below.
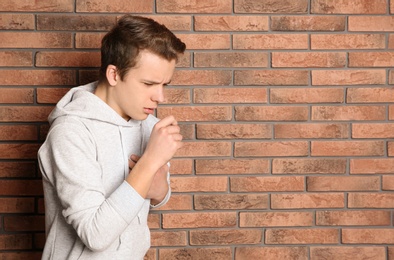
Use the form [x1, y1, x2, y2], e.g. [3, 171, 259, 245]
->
[143, 79, 172, 85]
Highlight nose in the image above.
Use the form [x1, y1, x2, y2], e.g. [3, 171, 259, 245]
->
[152, 85, 165, 103]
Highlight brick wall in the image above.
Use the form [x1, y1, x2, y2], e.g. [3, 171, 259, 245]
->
[0, 0, 393, 259]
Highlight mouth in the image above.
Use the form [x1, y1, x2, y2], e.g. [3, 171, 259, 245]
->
[144, 107, 155, 114]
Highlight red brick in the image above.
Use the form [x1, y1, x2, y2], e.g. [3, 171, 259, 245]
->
[0, 252, 42, 260]
[75, 33, 106, 49]
[235, 141, 308, 157]
[0, 70, 76, 86]
[0, 180, 43, 196]
[235, 70, 308, 85]
[0, 0, 73, 12]
[0, 14, 34, 30]
[190, 229, 262, 245]
[151, 231, 187, 246]
[162, 88, 190, 104]
[348, 87, 394, 103]
[240, 212, 313, 227]
[0, 51, 32, 67]
[4, 216, 45, 231]
[307, 176, 380, 192]
[197, 123, 271, 139]
[37, 88, 70, 104]
[234, 0, 308, 13]
[194, 87, 266, 104]
[353, 123, 394, 138]
[0, 144, 41, 159]
[235, 247, 308, 260]
[169, 159, 193, 175]
[272, 193, 345, 209]
[266, 228, 339, 244]
[159, 248, 231, 260]
[157, 0, 232, 13]
[179, 124, 195, 140]
[0, 162, 37, 178]
[0, 198, 34, 213]
[79, 70, 99, 85]
[157, 106, 232, 122]
[37, 15, 116, 30]
[36, 52, 100, 67]
[311, 0, 386, 14]
[350, 159, 394, 174]
[37, 198, 45, 214]
[178, 34, 230, 49]
[194, 52, 268, 67]
[390, 35, 394, 49]
[0, 234, 32, 250]
[310, 247, 386, 260]
[230, 176, 304, 192]
[391, 106, 394, 120]
[194, 15, 268, 31]
[348, 193, 394, 208]
[271, 16, 345, 31]
[162, 212, 236, 228]
[342, 229, 394, 244]
[271, 88, 343, 103]
[0, 106, 54, 122]
[151, 194, 192, 211]
[235, 106, 308, 121]
[272, 52, 346, 68]
[272, 158, 347, 174]
[0, 125, 37, 141]
[316, 210, 391, 226]
[233, 34, 308, 50]
[349, 52, 394, 67]
[0, 32, 72, 48]
[349, 16, 394, 31]
[171, 70, 232, 85]
[76, 0, 152, 12]
[175, 141, 231, 157]
[312, 70, 386, 85]
[147, 214, 160, 229]
[141, 15, 192, 31]
[312, 106, 385, 121]
[383, 176, 394, 191]
[0, 88, 34, 103]
[34, 233, 45, 249]
[311, 141, 385, 157]
[171, 176, 228, 192]
[195, 158, 269, 175]
[194, 194, 268, 210]
[275, 123, 349, 139]
[311, 34, 385, 50]
[144, 249, 156, 260]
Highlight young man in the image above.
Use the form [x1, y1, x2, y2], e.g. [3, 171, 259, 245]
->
[38, 15, 186, 259]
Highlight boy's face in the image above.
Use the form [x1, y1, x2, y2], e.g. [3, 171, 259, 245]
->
[111, 50, 176, 121]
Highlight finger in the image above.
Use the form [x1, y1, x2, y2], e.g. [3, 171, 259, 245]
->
[130, 154, 141, 162]
[156, 116, 178, 129]
[172, 133, 183, 141]
[128, 158, 136, 169]
[164, 125, 181, 134]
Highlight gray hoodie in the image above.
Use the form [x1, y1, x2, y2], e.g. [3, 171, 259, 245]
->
[38, 81, 170, 260]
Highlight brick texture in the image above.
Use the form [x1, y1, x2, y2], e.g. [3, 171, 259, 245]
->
[1, 1, 393, 259]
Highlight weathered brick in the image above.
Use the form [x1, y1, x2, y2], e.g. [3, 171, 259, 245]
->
[311, 141, 385, 157]
[271, 16, 345, 31]
[175, 141, 231, 157]
[179, 124, 195, 140]
[0, 180, 43, 196]
[271, 88, 343, 103]
[312, 70, 386, 85]
[234, 0, 308, 13]
[76, 0, 152, 12]
[271, 193, 345, 209]
[162, 88, 190, 104]
[0, 51, 32, 67]
[0, 14, 34, 30]
[312, 106, 385, 121]
[144, 249, 156, 260]
[274, 123, 349, 139]
[36, 52, 100, 67]
[342, 229, 394, 244]
[4, 216, 45, 231]
[162, 212, 236, 228]
[37, 15, 116, 30]
[197, 123, 271, 139]
[349, 16, 394, 31]
[0, 198, 34, 213]
[240, 212, 313, 227]
[272, 158, 347, 174]
[390, 105, 394, 120]
[0, 106, 54, 122]
[194, 194, 268, 210]
[37, 88, 70, 104]
[316, 210, 391, 226]
[195, 158, 269, 175]
[311, 0, 386, 14]
[272, 52, 346, 68]
[157, 106, 232, 122]
[350, 159, 394, 174]
[190, 229, 262, 245]
[0, 125, 37, 141]
[0, 144, 41, 159]
[177, 34, 230, 50]
[79, 70, 99, 85]
[151, 194, 192, 211]
[266, 228, 339, 244]
[169, 159, 193, 175]
[0, 234, 32, 250]
[194, 15, 268, 31]
[310, 247, 386, 260]
[235, 70, 308, 85]
[0, 32, 72, 48]
[234, 34, 308, 50]
[0, 0, 73, 12]
[171, 176, 228, 192]
[194, 87, 267, 103]
[147, 214, 160, 229]
[230, 176, 304, 192]
[0, 70, 76, 86]
[194, 52, 268, 67]
[348, 193, 394, 208]
[353, 123, 394, 138]
[235, 247, 308, 260]
[0, 88, 34, 104]
[0, 162, 37, 178]
[141, 15, 192, 31]
[235, 106, 308, 121]
[383, 176, 394, 191]
[75, 33, 106, 49]
[311, 34, 385, 50]
[157, 0, 232, 13]
[151, 231, 187, 247]
[349, 52, 394, 67]
[348, 87, 394, 103]
[307, 176, 380, 191]
[171, 70, 232, 85]
[159, 248, 231, 260]
[235, 141, 308, 157]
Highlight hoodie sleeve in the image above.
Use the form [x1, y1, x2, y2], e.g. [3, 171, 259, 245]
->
[39, 117, 145, 251]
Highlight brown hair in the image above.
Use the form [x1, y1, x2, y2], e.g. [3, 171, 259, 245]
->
[99, 15, 186, 82]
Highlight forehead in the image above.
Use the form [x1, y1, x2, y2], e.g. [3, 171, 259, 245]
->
[128, 50, 176, 78]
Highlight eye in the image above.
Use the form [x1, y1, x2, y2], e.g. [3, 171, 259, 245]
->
[144, 82, 153, 86]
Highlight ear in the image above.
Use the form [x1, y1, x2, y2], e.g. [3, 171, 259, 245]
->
[106, 65, 118, 86]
